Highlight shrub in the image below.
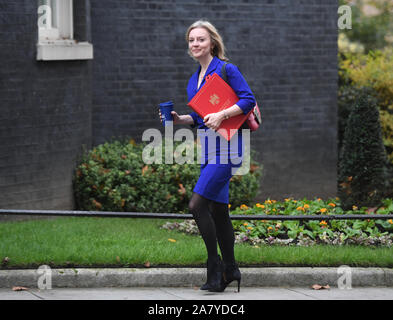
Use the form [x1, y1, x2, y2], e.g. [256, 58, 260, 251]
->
[338, 48, 393, 161]
[229, 148, 262, 209]
[338, 88, 391, 210]
[339, 0, 393, 53]
[73, 137, 262, 213]
[338, 85, 367, 152]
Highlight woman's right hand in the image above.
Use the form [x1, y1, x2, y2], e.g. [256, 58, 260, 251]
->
[171, 111, 181, 124]
[158, 110, 181, 125]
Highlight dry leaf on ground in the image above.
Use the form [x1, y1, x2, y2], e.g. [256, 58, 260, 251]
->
[12, 286, 29, 291]
[311, 284, 330, 290]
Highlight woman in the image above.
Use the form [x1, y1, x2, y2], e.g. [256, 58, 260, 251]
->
[159, 20, 256, 292]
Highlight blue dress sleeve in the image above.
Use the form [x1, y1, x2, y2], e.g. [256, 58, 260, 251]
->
[226, 64, 256, 115]
[189, 111, 198, 128]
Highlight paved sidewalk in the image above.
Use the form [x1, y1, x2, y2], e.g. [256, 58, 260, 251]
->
[1, 286, 393, 300]
[1, 267, 393, 302]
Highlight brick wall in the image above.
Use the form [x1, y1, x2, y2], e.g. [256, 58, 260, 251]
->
[90, 0, 338, 201]
[0, 0, 92, 213]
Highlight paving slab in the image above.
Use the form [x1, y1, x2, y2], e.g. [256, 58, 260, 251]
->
[1, 287, 393, 300]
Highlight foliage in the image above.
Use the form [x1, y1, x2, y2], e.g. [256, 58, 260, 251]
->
[339, 0, 393, 53]
[229, 148, 262, 209]
[338, 85, 366, 152]
[343, 48, 393, 110]
[73, 137, 262, 214]
[338, 48, 393, 162]
[338, 88, 391, 209]
[338, 33, 365, 55]
[162, 197, 393, 247]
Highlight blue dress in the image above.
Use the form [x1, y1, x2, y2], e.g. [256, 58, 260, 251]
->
[188, 56, 256, 204]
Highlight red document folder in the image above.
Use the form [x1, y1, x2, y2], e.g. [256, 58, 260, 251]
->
[187, 73, 252, 141]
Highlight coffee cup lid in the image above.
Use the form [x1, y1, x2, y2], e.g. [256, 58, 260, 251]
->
[159, 101, 173, 107]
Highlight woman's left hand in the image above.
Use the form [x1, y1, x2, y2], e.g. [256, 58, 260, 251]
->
[203, 112, 224, 131]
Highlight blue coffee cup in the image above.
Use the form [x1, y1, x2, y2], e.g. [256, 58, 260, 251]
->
[159, 101, 174, 126]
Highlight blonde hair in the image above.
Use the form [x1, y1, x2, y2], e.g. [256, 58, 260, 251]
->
[185, 20, 229, 62]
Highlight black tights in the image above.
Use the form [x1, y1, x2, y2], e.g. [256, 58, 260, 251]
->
[188, 192, 235, 264]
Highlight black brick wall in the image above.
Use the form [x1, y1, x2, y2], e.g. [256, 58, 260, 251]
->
[0, 0, 92, 212]
[90, 0, 338, 201]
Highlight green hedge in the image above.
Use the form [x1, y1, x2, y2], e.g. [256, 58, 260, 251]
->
[338, 88, 391, 210]
[73, 137, 262, 213]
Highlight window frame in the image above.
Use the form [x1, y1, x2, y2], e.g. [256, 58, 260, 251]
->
[36, 0, 93, 61]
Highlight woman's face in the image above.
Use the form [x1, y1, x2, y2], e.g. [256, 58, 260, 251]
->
[188, 27, 213, 60]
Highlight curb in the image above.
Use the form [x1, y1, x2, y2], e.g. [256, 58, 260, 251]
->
[1, 267, 393, 288]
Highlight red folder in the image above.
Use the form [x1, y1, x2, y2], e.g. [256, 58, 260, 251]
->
[187, 73, 252, 141]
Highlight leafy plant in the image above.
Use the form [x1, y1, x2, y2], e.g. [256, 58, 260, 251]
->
[163, 197, 393, 246]
[338, 48, 393, 162]
[338, 88, 391, 210]
[73, 137, 262, 213]
[339, 0, 393, 53]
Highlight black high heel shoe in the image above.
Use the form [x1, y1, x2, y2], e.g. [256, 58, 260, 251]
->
[206, 256, 225, 292]
[222, 262, 241, 292]
[200, 259, 211, 290]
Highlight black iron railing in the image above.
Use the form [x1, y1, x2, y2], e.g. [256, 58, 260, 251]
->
[1, 209, 393, 221]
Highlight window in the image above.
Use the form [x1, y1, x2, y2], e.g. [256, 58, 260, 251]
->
[38, 0, 72, 41]
[37, 0, 93, 61]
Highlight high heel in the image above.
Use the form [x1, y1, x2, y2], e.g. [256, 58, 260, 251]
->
[206, 256, 225, 292]
[222, 262, 241, 292]
[200, 259, 211, 290]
